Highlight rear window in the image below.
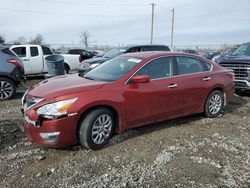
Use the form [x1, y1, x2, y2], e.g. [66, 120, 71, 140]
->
[68, 49, 80, 54]
[42, 46, 52, 55]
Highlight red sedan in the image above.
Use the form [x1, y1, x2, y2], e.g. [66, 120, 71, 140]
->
[21, 52, 234, 149]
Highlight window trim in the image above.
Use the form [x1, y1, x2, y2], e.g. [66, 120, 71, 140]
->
[30, 46, 39, 57]
[12, 46, 27, 57]
[124, 55, 213, 85]
[124, 56, 174, 85]
[175, 55, 213, 76]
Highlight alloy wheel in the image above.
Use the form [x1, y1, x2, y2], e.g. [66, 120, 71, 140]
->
[0, 80, 14, 100]
[208, 93, 222, 115]
[91, 114, 112, 145]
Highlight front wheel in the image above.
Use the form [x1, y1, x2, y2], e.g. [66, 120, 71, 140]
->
[78, 108, 115, 150]
[204, 90, 224, 118]
[0, 78, 16, 100]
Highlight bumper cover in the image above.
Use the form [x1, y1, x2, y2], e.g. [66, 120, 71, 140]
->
[23, 115, 78, 148]
[234, 79, 250, 90]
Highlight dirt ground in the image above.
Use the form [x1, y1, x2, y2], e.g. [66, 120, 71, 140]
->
[0, 77, 250, 188]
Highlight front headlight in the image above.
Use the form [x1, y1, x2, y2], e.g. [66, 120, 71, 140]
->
[89, 63, 100, 69]
[37, 98, 78, 119]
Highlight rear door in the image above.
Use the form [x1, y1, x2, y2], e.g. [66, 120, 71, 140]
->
[174, 55, 213, 113]
[29, 46, 44, 74]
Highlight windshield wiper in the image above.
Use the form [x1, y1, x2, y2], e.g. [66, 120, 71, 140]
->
[83, 76, 95, 80]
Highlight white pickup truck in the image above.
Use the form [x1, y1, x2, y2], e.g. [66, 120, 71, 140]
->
[10, 44, 82, 75]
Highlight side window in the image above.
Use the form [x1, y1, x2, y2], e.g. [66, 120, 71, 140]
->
[126, 47, 141, 53]
[141, 46, 171, 52]
[136, 57, 173, 79]
[176, 56, 211, 75]
[12, 47, 26, 57]
[30, 47, 39, 57]
[141, 46, 152, 51]
[69, 49, 79, 54]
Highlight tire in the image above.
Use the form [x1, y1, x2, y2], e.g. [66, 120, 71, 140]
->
[78, 108, 115, 150]
[0, 78, 16, 100]
[64, 64, 69, 74]
[204, 90, 224, 118]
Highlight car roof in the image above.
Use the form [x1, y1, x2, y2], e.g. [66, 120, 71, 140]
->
[120, 51, 201, 59]
[116, 44, 169, 50]
[0, 44, 10, 50]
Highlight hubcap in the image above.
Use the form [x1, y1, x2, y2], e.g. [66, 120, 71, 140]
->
[0, 81, 13, 100]
[208, 94, 222, 115]
[91, 114, 112, 145]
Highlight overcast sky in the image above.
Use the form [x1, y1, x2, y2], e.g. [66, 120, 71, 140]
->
[0, 0, 249, 47]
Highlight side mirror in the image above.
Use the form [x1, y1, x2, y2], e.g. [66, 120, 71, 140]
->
[131, 75, 150, 83]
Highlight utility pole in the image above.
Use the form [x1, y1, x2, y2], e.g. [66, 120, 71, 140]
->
[170, 8, 175, 49]
[150, 3, 156, 44]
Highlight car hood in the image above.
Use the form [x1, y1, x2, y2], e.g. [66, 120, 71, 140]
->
[81, 57, 110, 64]
[218, 55, 250, 64]
[28, 74, 105, 98]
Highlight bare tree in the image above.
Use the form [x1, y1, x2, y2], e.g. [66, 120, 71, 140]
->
[79, 31, 90, 48]
[29, 34, 44, 45]
[16, 36, 27, 44]
[0, 35, 5, 44]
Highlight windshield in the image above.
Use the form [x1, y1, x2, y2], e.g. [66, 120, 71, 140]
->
[233, 44, 250, 56]
[202, 52, 212, 58]
[103, 48, 127, 58]
[83, 56, 142, 82]
[224, 48, 236, 55]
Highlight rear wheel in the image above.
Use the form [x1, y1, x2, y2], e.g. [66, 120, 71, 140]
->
[64, 64, 69, 74]
[78, 108, 114, 150]
[0, 78, 16, 100]
[204, 90, 224, 118]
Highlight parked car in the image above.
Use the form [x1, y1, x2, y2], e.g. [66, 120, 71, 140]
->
[10, 45, 85, 75]
[10, 44, 52, 75]
[202, 51, 221, 60]
[21, 52, 234, 149]
[217, 42, 250, 93]
[88, 50, 105, 57]
[212, 47, 238, 62]
[61, 48, 94, 73]
[0, 45, 24, 100]
[178, 49, 198, 54]
[78, 44, 171, 73]
[224, 47, 238, 55]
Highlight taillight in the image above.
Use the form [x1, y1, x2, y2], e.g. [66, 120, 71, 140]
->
[79, 55, 84, 62]
[226, 71, 235, 80]
[7, 59, 22, 69]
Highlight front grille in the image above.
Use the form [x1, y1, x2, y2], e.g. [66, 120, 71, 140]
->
[235, 81, 248, 88]
[220, 63, 250, 78]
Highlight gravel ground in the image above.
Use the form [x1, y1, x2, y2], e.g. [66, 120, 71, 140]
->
[0, 77, 250, 188]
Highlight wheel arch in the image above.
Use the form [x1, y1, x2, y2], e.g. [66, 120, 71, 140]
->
[64, 62, 70, 71]
[203, 86, 225, 112]
[0, 75, 18, 85]
[76, 104, 120, 139]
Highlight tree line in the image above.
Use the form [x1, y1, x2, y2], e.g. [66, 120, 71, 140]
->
[0, 30, 91, 48]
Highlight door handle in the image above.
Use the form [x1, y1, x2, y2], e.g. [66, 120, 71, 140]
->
[23, 59, 29, 61]
[203, 77, 211, 81]
[168, 83, 178, 89]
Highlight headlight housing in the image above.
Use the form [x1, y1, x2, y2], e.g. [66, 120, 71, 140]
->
[89, 63, 101, 69]
[37, 98, 78, 119]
